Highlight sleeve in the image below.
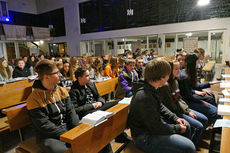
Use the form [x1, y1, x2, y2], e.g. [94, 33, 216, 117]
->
[69, 89, 94, 114]
[195, 82, 211, 90]
[28, 107, 67, 139]
[160, 103, 179, 122]
[12, 69, 18, 78]
[29, 66, 34, 76]
[178, 78, 203, 104]
[118, 74, 132, 92]
[64, 96, 80, 129]
[135, 94, 181, 135]
[92, 83, 105, 104]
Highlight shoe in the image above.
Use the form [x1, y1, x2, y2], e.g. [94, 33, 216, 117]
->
[115, 132, 132, 143]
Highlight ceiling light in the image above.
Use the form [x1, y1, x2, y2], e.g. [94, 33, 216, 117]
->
[197, 0, 210, 6]
[185, 33, 193, 37]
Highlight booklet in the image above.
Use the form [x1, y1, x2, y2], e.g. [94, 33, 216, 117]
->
[118, 97, 132, 104]
[222, 89, 230, 96]
[219, 98, 230, 103]
[214, 119, 230, 128]
[80, 110, 114, 126]
[218, 104, 230, 116]
[220, 82, 230, 88]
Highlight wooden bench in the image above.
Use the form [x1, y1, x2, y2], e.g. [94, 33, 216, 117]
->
[4, 102, 133, 153]
[95, 77, 118, 97]
[0, 79, 33, 152]
[4, 104, 45, 153]
[219, 67, 230, 153]
[0, 79, 33, 109]
[202, 60, 216, 81]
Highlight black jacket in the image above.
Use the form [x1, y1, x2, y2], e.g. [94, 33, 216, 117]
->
[69, 81, 105, 118]
[27, 80, 80, 140]
[13, 66, 31, 78]
[128, 80, 181, 138]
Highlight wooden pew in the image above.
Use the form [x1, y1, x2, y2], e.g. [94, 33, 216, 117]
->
[0, 79, 33, 109]
[4, 104, 45, 153]
[60, 103, 129, 153]
[163, 56, 175, 61]
[202, 60, 216, 81]
[95, 78, 118, 96]
[219, 67, 230, 153]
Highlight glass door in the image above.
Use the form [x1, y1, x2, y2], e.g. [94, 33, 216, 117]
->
[209, 31, 224, 63]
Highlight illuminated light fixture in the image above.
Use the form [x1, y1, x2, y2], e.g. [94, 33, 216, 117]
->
[197, 0, 210, 6]
[5, 18, 10, 22]
[185, 33, 193, 37]
[122, 38, 125, 41]
[40, 40, 44, 44]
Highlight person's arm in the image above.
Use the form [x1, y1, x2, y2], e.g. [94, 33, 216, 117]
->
[27, 95, 68, 139]
[195, 82, 210, 90]
[69, 89, 94, 114]
[160, 103, 179, 122]
[178, 78, 203, 104]
[64, 96, 80, 129]
[118, 74, 132, 92]
[90, 82, 105, 104]
[135, 94, 181, 135]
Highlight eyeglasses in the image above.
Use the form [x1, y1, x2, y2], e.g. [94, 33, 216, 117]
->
[47, 71, 61, 75]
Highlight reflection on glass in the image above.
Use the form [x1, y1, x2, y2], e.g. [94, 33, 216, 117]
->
[210, 32, 223, 63]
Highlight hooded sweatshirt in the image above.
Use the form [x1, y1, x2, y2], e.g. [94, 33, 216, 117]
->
[127, 80, 181, 138]
[26, 80, 80, 140]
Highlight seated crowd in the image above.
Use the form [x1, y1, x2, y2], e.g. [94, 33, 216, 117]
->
[0, 48, 220, 153]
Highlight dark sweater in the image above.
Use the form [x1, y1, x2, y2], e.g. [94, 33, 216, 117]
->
[128, 80, 181, 138]
[178, 69, 210, 104]
[69, 81, 105, 118]
[13, 66, 31, 78]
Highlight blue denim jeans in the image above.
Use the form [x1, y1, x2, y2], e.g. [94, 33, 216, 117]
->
[178, 109, 208, 144]
[134, 133, 196, 153]
[187, 102, 218, 126]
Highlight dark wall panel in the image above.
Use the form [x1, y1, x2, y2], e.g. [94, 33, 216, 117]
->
[79, 0, 230, 34]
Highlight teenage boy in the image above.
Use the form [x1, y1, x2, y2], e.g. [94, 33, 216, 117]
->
[135, 56, 144, 80]
[26, 60, 80, 153]
[115, 59, 138, 99]
[69, 67, 118, 119]
[69, 67, 129, 149]
[128, 60, 196, 153]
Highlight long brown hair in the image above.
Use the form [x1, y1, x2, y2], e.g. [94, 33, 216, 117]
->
[109, 57, 118, 70]
[185, 53, 199, 88]
[69, 57, 79, 80]
[92, 58, 102, 77]
[0, 59, 12, 79]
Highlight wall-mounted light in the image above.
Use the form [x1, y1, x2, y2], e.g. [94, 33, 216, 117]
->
[40, 40, 44, 45]
[5, 17, 10, 22]
[197, 0, 210, 6]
